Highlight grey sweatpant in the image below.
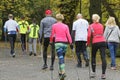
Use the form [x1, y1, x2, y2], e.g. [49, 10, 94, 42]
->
[29, 38, 37, 54]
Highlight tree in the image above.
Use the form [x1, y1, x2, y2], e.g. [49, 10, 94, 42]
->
[101, 0, 120, 26]
[58, 0, 79, 31]
[89, 0, 102, 23]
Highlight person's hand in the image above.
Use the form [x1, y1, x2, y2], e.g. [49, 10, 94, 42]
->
[70, 44, 74, 50]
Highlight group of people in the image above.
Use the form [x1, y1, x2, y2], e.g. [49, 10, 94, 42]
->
[3, 9, 120, 79]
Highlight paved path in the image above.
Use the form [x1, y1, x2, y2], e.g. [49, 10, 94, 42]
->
[0, 48, 120, 80]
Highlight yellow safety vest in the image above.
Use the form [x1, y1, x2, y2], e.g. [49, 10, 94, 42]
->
[18, 20, 29, 34]
[29, 24, 39, 38]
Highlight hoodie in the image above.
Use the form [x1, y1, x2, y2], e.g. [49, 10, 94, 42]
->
[104, 26, 120, 43]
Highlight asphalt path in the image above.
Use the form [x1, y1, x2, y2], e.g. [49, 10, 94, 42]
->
[0, 48, 120, 80]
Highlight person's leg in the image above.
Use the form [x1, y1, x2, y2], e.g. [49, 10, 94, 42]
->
[99, 42, 107, 79]
[75, 41, 82, 67]
[29, 38, 33, 56]
[33, 38, 37, 56]
[108, 42, 115, 67]
[81, 41, 89, 67]
[21, 34, 24, 51]
[13, 34, 16, 53]
[55, 43, 67, 76]
[8, 34, 16, 57]
[42, 38, 49, 69]
[91, 43, 98, 73]
[50, 42, 55, 70]
[23, 34, 26, 51]
[113, 42, 118, 67]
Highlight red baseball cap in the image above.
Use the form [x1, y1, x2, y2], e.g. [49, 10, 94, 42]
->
[45, 10, 52, 15]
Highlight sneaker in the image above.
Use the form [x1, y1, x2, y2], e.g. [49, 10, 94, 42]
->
[101, 74, 106, 79]
[85, 60, 89, 67]
[59, 73, 66, 79]
[50, 65, 54, 70]
[34, 53, 37, 56]
[42, 64, 48, 70]
[90, 72, 96, 78]
[76, 63, 82, 68]
[111, 67, 116, 70]
[29, 52, 33, 56]
[12, 53, 15, 58]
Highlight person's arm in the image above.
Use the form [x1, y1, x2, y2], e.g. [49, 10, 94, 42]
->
[103, 26, 108, 39]
[39, 21, 44, 43]
[71, 30, 75, 43]
[87, 26, 92, 46]
[50, 25, 55, 43]
[66, 26, 72, 44]
[116, 26, 120, 38]
[3, 22, 7, 41]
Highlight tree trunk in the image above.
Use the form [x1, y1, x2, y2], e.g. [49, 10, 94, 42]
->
[101, 0, 120, 26]
[89, 0, 102, 23]
[59, 1, 79, 31]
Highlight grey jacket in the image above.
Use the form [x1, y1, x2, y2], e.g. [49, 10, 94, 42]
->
[104, 26, 120, 43]
[39, 16, 57, 39]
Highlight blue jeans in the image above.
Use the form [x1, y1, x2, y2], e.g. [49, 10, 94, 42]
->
[108, 42, 118, 67]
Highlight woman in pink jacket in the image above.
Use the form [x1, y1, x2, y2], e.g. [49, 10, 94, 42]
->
[87, 14, 107, 79]
[50, 13, 72, 79]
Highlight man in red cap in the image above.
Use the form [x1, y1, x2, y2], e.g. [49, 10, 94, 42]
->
[39, 9, 57, 70]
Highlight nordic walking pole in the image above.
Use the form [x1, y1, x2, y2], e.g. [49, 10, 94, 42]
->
[50, 38, 55, 80]
[4, 33, 7, 49]
[87, 46, 91, 80]
[71, 48, 80, 80]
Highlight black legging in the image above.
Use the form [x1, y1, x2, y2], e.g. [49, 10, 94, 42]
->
[43, 38, 55, 66]
[91, 42, 107, 74]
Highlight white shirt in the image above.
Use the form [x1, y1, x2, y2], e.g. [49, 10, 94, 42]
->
[4, 19, 18, 34]
[72, 18, 89, 41]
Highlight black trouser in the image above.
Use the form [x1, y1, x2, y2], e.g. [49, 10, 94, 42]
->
[92, 42, 107, 74]
[20, 34, 26, 51]
[43, 38, 55, 66]
[75, 41, 88, 64]
[8, 34, 16, 54]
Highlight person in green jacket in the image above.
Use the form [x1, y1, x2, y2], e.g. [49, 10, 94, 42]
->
[28, 18, 40, 56]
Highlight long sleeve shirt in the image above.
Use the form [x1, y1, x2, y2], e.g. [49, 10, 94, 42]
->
[39, 16, 57, 40]
[50, 22, 72, 44]
[87, 22, 106, 45]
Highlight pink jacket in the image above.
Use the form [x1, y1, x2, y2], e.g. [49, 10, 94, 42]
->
[87, 22, 106, 45]
[50, 22, 72, 44]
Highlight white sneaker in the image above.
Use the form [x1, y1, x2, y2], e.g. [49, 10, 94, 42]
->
[12, 53, 15, 58]
[90, 72, 96, 78]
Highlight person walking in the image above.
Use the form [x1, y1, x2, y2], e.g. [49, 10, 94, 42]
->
[39, 9, 57, 70]
[104, 16, 120, 70]
[87, 14, 107, 79]
[28, 18, 40, 56]
[71, 13, 89, 67]
[18, 16, 29, 54]
[4, 14, 19, 58]
[50, 13, 72, 79]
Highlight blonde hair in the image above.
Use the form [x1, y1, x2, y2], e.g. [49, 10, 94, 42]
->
[8, 14, 13, 19]
[105, 17, 117, 26]
[56, 13, 64, 21]
[92, 14, 100, 22]
[76, 13, 82, 19]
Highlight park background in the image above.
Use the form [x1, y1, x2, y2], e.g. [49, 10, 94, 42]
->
[0, 0, 120, 65]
